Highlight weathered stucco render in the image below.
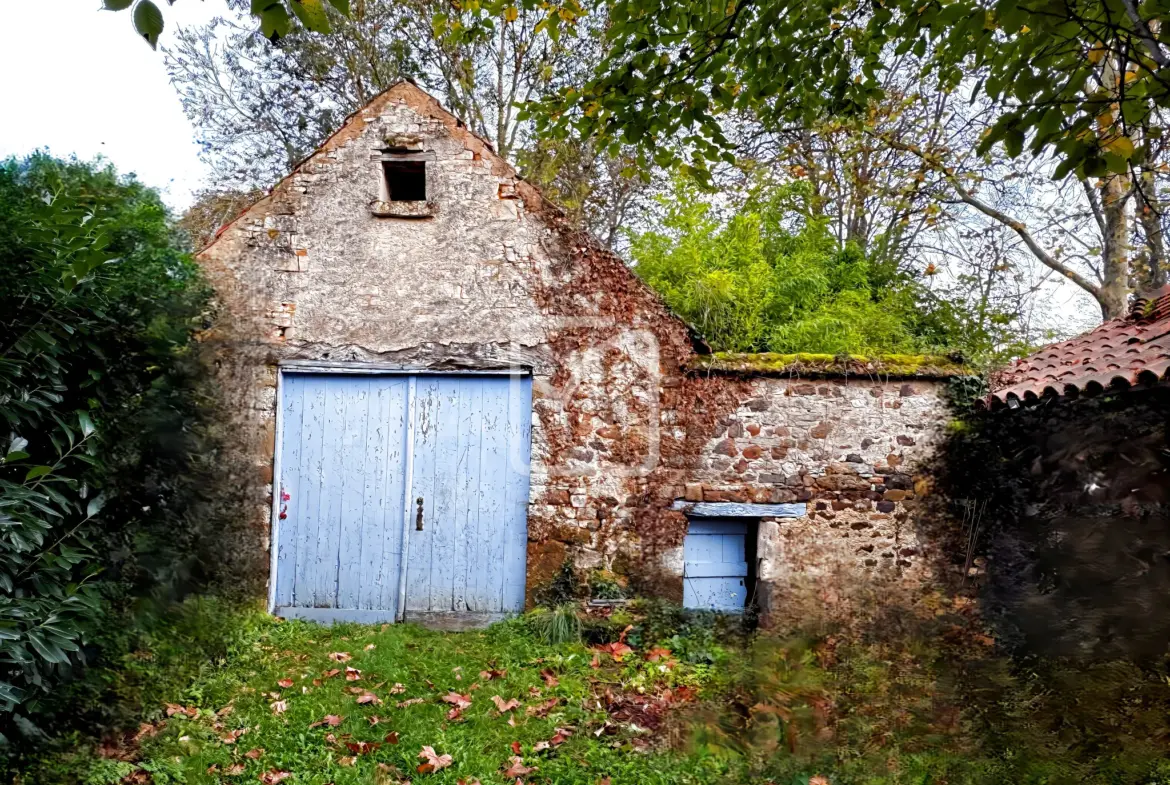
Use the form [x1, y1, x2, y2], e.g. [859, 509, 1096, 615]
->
[198, 81, 958, 624]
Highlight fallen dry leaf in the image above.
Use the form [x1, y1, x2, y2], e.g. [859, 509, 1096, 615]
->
[365, 643, 376, 651]
[259, 770, 292, 785]
[220, 728, 247, 744]
[309, 715, 344, 729]
[594, 642, 634, 661]
[345, 667, 362, 682]
[356, 691, 382, 705]
[479, 668, 507, 680]
[397, 697, 425, 708]
[328, 652, 352, 662]
[164, 703, 199, 718]
[367, 715, 382, 726]
[511, 741, 522, 755]
[551, 727, 572, 745]
[323, 669, 341, 679]
[417, 745, 454, 773]
[225, 764, 246, 776]
[442, 692, 472, 709]
[338, 756, 356, 767]
[492, 695, 520, 713]
[503, 756, 536, 777]
[809, 777, 830, 785]
[389, 683, 406, 694]
[526, 698, 560, 717]
[590, 654, 601, 669]
[644, 647, 672, 662]
[384, 731, 400, 744]
[277, 678, 294, 688]
[532, 741, 550, 753]
[245, 748, 264, 760]
[345, 741, 381, 755]
[446, 706, 464, 721]
[539, 669, 559, 688]
[270, 700, 288, 715]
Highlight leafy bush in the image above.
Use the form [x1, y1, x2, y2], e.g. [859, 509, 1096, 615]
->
[631, 177, 1008, 359]
[0, 154, 215, 745]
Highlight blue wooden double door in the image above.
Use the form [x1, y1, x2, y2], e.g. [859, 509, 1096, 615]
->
[272, 372, 532, 624]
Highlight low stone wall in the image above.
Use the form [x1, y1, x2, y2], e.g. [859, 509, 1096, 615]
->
[668, 375, 951, 626]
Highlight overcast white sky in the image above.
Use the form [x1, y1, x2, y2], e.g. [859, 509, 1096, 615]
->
[0, 0, 223, 211]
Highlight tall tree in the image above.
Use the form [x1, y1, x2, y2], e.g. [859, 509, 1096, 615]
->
[514, 0, 1170, 319]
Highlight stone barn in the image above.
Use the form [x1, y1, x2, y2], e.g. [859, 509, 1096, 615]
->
[198, 82, 963, 628]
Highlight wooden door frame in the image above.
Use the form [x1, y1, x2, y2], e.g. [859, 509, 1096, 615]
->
[268, 361, 532, 620]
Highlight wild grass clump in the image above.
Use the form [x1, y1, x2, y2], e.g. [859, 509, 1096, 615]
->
[525, 603, 582, 645]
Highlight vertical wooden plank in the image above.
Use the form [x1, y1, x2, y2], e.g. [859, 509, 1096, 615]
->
[360, 379, 407, 612]
[405, 376, 440, 612]
[427, 377, 462, 611]
[451, 381, 482, 612]
[336, 378, 371, 609]
[501, 375, 532, 611]
[292, 375, 327, 608]
[395, 376, 418, 621]
[312, 377, 348, 607]
[475, 378, 509, 612]
[274, 374, 304, 609]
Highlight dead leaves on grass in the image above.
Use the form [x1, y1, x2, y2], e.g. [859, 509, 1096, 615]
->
[491, 695, 520, 713]
[328, 652, 352, 662]
[309, 714, 344, 729]
[417, 745, 453, 773]
[502, 756, 536, 777]
[259, 770, 291, 785]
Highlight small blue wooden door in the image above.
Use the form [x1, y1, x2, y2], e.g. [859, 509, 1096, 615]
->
[273, 372, 531, 624]
[683, 520, 749, 611]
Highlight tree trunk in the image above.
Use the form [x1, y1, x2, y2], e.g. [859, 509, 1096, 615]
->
[1100, 171, 1131, 319]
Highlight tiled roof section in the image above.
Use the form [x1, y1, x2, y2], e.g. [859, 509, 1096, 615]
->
[987, 286, 1170, 408]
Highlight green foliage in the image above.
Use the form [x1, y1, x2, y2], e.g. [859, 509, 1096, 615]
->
[506, 0, 1169, 183]
[632, 178, 977, 355]
[533, 559, 580, 607]
[102, 0, 351, 46]
[0, 154, 214, 745]
[587, 570, 626, 600]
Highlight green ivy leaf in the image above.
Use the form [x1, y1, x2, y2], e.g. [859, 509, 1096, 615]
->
[102, 0, 135, 9]
[133, 0, 165, 49]
[327, 0, 351, 14]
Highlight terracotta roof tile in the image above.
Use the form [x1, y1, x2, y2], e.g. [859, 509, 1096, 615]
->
[987, 286, 1170, 408]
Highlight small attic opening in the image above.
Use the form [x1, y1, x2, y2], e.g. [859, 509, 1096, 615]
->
[382, 159, 427, 202]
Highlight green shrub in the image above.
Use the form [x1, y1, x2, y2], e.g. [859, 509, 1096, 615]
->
[0, 154, 216, 747]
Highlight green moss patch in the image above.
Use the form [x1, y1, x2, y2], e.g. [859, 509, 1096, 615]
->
[688, 352, 971, 379]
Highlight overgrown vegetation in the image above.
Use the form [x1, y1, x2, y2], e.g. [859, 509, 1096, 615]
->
[631, 179, 1022, 363]
[21, 596, 1170, 785]
[0, 155, 220, 748]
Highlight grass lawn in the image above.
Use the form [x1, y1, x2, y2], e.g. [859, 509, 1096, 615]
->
[41, 606, 742, 785]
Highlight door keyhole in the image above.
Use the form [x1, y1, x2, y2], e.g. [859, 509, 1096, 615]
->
[416, 497, 424, 531]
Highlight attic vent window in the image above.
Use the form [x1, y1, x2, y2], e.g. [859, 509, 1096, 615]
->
[383, 159, 426, 201]
[370, 150, 437, 219]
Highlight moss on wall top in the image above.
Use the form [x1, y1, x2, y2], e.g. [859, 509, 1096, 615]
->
[688, 352, 971, 379]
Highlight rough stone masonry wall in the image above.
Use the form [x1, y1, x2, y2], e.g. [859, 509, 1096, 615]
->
[681, 376, 950, 628]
